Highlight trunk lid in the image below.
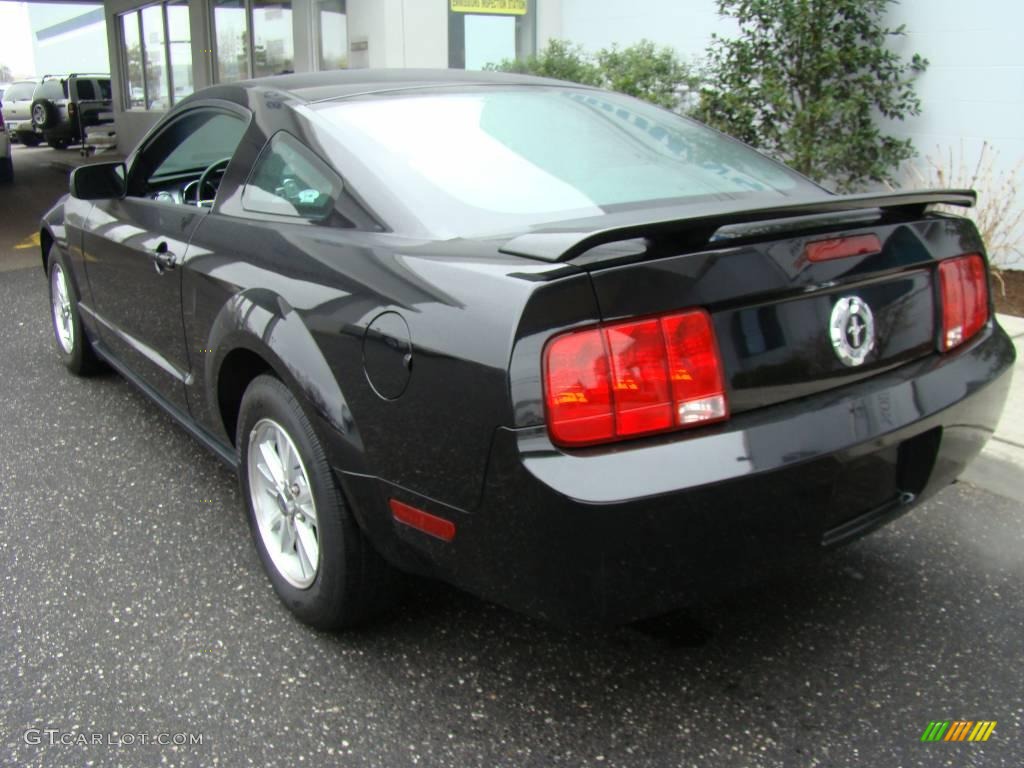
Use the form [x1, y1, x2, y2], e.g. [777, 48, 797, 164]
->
[503, 192, 983, 415]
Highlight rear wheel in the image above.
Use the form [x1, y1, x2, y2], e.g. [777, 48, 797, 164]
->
[19, 133, 41, 147]
[47, 246, 100, 375]
[0, 156, 12, 183]
[237, 375, 400, 629]
[47, 138, 70, 150]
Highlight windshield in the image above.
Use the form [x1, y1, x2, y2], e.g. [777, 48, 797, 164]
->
[312, 87, 820, 238]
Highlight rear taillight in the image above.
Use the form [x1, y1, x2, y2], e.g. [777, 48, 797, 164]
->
[544, 308, 728, 447]
[938, 254, 988, 352]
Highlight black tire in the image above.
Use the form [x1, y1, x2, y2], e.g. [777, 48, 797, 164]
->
[46, 246, 101, 375]
[47, 138, 70, 150]
[31, 99, 58, 130]
[0, 156, 11, 183]
[19, 133, 42, 147]
[237, 374, 400, 629]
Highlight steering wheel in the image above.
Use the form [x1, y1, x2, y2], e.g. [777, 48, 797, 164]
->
[194, 157, 233, 208]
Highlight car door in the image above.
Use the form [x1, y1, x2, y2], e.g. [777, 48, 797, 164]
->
[82, 105, 249, 413]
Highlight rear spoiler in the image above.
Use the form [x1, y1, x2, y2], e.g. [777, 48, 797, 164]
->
[498, 189, 976, 263]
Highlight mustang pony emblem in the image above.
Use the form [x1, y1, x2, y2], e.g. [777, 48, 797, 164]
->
[830, 296, 875, 367]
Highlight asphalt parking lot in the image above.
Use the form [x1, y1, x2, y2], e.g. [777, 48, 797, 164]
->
[1, 143, 1023, 768]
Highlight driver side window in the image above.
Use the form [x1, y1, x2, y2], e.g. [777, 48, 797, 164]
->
[128, 110, 248, 204]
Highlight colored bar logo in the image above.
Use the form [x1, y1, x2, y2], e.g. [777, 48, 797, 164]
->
[921, 721, 996, 742]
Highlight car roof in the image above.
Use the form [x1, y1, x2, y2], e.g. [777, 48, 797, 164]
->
[228, 68, 588, 104]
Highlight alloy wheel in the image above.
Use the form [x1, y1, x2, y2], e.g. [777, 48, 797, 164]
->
[247, 418, 320, 589]
[51, 263, 74, 354]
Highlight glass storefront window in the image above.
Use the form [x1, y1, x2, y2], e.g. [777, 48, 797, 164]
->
[119, 2, 193, 111]
[120, 13, 145, 109]
[251, 0, 294, 77]
[141, 5, 168, 109]
[167, 1, 194, 102]
[214, 0, 249, 82]
[317, 0, 347, 70]
[448, 0, 535, 70]
[213, 0, 294, 81]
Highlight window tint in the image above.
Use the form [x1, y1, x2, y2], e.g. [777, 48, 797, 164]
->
[150, 112, 247, 179]
[128, 109, 248, 197]
[76, 80, 96, 101]
[6, 82, 36, 101]
[243, 132, 342, 222]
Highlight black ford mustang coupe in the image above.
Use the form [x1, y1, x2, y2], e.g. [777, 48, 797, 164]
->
[42, 70, 1014, 628]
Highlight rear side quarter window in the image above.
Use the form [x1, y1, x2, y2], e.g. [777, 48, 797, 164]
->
[242, 131, 378, 229]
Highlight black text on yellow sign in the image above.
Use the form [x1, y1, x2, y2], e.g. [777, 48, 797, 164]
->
[450, 0, 527, 16]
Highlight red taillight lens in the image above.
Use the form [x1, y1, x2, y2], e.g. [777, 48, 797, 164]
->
[939, 254, 988, 352]
[544, 327, 614, 445]
[661, 311, 729, 425]
[605, 319, 673, 436]
[544, 309, 728, 447]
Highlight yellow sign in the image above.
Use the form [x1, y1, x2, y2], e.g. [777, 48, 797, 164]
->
[450, 0, 527, 15]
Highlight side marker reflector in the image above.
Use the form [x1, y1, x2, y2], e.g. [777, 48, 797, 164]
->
[389, 499, 456, 542]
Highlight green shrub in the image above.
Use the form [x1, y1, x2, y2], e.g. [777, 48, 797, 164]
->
[485, 40, 600, 87]
[488, 39, 697, 112]
[696, 0, 929, 191]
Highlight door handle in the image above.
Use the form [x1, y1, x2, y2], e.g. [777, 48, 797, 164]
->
[151, 241, 177, 274]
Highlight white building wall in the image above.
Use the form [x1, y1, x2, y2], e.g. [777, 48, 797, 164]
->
[559, 0, 733, 58]
[28, 4, 110, 75]
[885, 0, 1024, 249]
[346, 0, 446, 69]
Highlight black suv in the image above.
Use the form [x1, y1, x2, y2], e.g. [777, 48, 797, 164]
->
[28, 74, 114, 149]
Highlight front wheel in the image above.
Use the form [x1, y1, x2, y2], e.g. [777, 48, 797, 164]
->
[19, 133, 42, 147]
[237, 375, 400, 629]
[47, 246, 100, 375]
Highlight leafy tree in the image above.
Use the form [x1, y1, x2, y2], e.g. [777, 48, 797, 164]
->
[697, 0, 928, 191]
[488, 39, 698, 113]
[486, 40, 600, 87]
[596, 40, 700, 111]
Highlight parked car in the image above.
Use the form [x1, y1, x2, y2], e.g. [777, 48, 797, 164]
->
[2, 79, 42, 145]
[0, 104, 11, 182]
[28, 74, 114, 149]
[40, 70, 1015, 630]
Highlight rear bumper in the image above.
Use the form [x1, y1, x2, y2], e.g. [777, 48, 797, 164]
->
[350, 322, 1015, 625]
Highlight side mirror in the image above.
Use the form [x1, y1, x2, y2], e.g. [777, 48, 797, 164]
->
[70, 161, 126, 200]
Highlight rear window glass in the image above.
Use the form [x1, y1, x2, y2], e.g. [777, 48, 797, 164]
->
[98, 79, 112, 100]
[6, 82, 36, 101]
[312, 87, 820, 238]
[36, 80, 67, 100]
